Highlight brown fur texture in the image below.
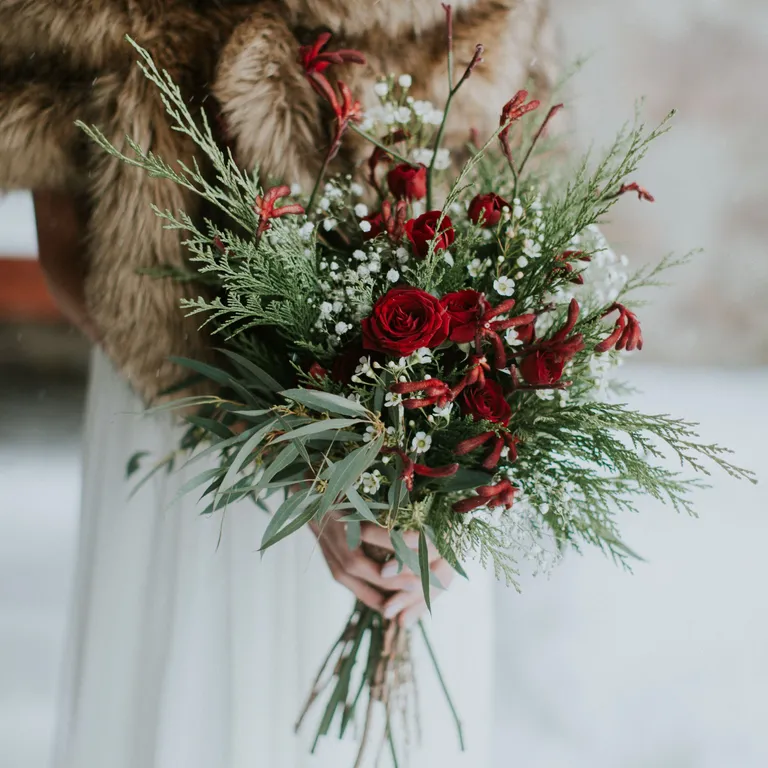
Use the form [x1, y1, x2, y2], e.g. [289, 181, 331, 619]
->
[0, 0, 556, 402]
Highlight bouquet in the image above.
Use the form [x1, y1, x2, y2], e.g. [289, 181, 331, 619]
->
[80, 8, 754, 765]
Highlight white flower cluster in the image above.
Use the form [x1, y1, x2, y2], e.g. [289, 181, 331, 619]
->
[360, 75, 444, 134]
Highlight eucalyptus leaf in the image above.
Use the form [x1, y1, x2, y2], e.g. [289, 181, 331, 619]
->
[418, 529, 432, 613]
[390, 529, 442, 588]
[346, 520, 362, 550]
[260, 488, 316, 551]
[315, 435, 384, 519]
[219, 419, 278, 492]
[217, 348, 283, 392]
[271, 418, 363, 443]
[260, 498, 318, 551]
[281, 388, 369, 418]
[436, 467, 494, 493]
[345, 486, 379, 523]
[185, 415, 234, 440]
[126, 450, 150, 479]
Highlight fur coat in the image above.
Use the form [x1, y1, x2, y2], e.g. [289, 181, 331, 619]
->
[0, 0, 556, 402]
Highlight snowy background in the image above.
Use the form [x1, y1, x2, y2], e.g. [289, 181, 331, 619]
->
[2, 1, 768, 765]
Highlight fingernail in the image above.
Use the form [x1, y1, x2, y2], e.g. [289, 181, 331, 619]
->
[381, 561, 399, 578]
[401, 581, 419, 592]
[384, 600, 403, 619]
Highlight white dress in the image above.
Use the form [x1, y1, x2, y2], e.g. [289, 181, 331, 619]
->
[52, 350, 495, 768]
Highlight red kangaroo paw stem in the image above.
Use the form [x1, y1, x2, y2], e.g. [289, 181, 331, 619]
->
[454, 431, 495, 455]
[482, 436, 505, 470]
[413, 463, 460, 478]
[452, 496, 488, 514]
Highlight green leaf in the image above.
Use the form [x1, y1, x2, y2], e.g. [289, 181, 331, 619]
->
[126, 450, 150, 479]
[168, 356, 232, 387]
[217, 348, 283, 392]
[391, 529, 442, 588]
[316, 435, 383, 519]
[260, 488, 316, 550]
[185, 415, 234, 440]
[168, 467, 223, 508]
[281, 388, 369, 418]
[344, 486, 380, 523]
[128, 452, 175, 498]
[219, 419, 278, 492]
[260, 497, 319, 551]
[270, 418, 364, 443]
[346, 520, 361, 550]
[256, 443, 300, 491]
[144, 395, 227, 415]
[418, 529, 432, 613]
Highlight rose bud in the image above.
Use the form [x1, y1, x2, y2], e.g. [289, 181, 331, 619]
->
[362, 285, 450, 357]
[387, 163, 428, 201]
[404, 210, 455, 259]
[460, 379, 512, 426]
[440, 289, 484, 343]
[468, 193, 508, 228]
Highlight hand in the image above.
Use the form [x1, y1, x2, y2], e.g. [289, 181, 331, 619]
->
[310, 515, 454, 628]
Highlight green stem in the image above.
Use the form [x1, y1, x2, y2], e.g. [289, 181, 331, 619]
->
[349, 125, 414, 167]
[417, 620, 465, 750]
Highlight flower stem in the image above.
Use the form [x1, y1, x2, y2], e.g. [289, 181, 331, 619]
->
[349, 125, 414, 166]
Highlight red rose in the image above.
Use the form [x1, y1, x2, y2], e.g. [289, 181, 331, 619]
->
[362, 210, 384, 240]
[460, 379, 511, 426]
[404, 211, 455, 259]
[468, 193, 508, 227]
[362, 286, 450, 357]
[387, 163, 428, 200]
[440, 289, 484, 343]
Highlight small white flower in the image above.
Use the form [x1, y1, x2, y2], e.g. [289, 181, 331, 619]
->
[357, 264, 370, 279]
[355, 356, 372, 376]
[442, 250, 454, 267]
[516, 256, 529, 267]
[398, 74, 413, 88]
[368, 259, 381, 273]
[410, 148, 433, 166]
[354, 203, 369, 218]
[433, 148, 451, 170]
[394, 106, 412, 123]
[353, 249, 367, 261]
[411, 347, 433, 364]
[411, 99, 434, 117]
[350, 182, 364, 196]
[433, 402, 453, 418]
[411, 431, 432, 454]
[332, 300, 344, 313]
[515, 271, 524, 280]
[359, 470, 383, 495]
[387, 268, 400, 282]
[359, 220, 372, 233]
[467, 258, 484, 278]
[395, 247, 410, 264]
[384, 392, 403, 407]
[373, 81, 389, 97]
[319, 301, 334, 318]
[335, 321, 350, 335]
[298, 221, 314, 241]
[425, 109, 444, 125]
[329, 261, 339, 272]
[319, 197, 331, 211]
[363, 425, 376, 442]
[323, 218, 337, 231]
[494, 276, 515, 296]
[505, 327, 524, 346]
[513, 204, 524, 219]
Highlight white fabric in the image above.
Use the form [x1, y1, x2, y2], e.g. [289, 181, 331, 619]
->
[52, 350, 494, 768]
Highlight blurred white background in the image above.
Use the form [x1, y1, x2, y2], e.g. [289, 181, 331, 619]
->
[1, 1, 767, 766]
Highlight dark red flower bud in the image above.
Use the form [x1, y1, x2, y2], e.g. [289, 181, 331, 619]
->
[468, 193, 508, 227]
[413, 462, 459, 479]
[387, 163, 427, 201]
[404, 211, 455, 259]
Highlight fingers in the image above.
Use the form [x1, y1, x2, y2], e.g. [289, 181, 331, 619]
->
[344, 552, 421, 593]
[382, 557, 455, 627]
[321, 545, 385, 612]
